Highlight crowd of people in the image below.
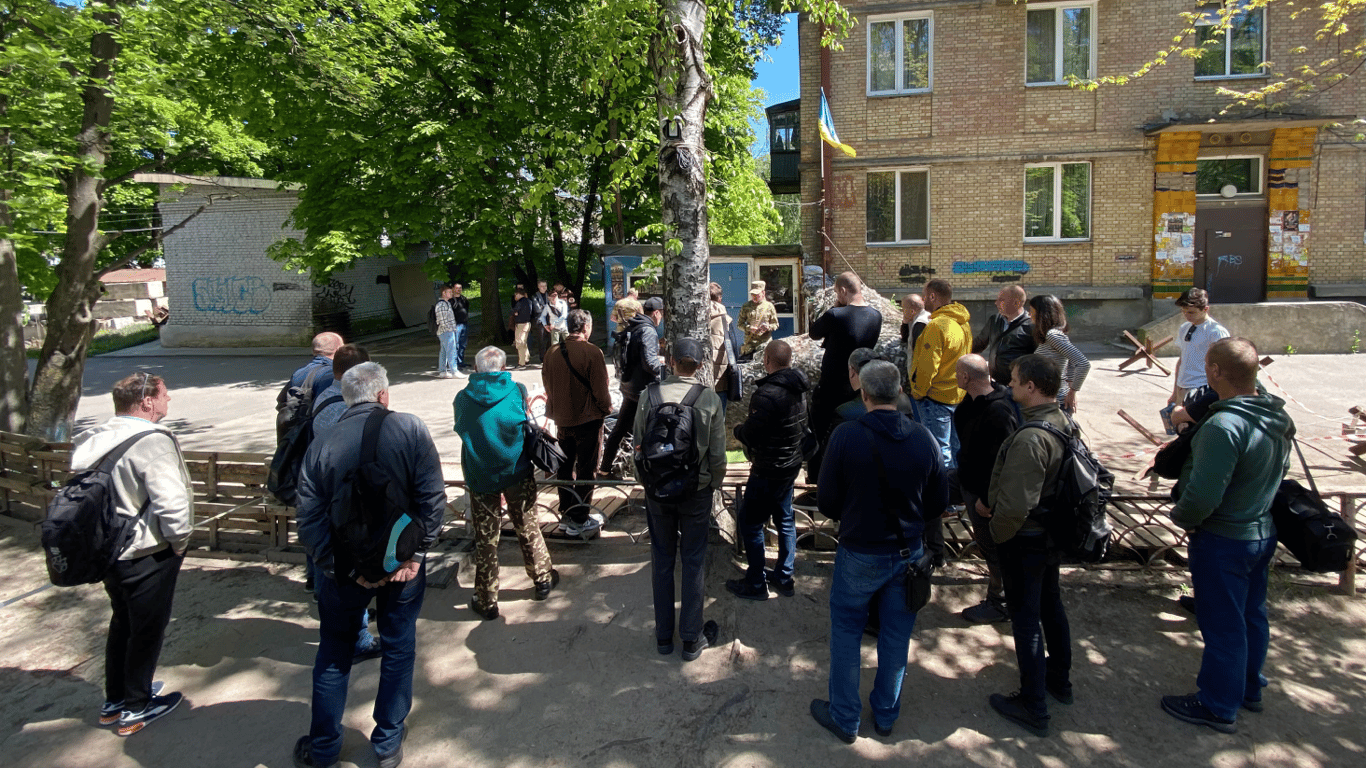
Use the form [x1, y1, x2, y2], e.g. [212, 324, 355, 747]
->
[73, 273, 1287, 765]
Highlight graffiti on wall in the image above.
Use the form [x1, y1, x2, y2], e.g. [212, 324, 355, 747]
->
[192, 276, 271, 315]
[952, 259, 1030, 283]
[897, 264, 936, 285]
[314, 279, 356, 312]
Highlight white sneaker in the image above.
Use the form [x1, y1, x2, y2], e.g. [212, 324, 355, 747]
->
[451, 370, 467, 378]
[557, 517, 583, 537]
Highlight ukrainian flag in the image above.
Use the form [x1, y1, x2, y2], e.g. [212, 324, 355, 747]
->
[819, 89, 856, 157]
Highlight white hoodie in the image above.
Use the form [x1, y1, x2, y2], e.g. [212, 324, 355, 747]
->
[69, 416, 194, 559]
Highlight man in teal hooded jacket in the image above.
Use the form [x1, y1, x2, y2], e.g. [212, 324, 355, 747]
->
[1162, 337, 1292, 734]
[454, 345, 557, 620]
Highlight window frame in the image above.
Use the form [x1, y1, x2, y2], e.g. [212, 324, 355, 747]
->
[866, 12, 934, 97]
[866, 167, 931, 246]
[1022, 161, 1092, 242]
[1193, 2, 1267, 80]
[1024, 0, 1098, 86]
[1194, 154, 1264, 197]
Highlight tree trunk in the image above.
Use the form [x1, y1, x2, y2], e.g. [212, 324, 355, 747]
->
[652, 0, 714, 384]
[0, 97, 31, 434]
[27, 1, 124, 442]
[479, 260, 502, 346]
[547, 196, 569, 289]
[574, 150, 604, 299]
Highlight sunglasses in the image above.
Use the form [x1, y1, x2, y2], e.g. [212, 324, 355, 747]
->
[139, 372, 153, 401]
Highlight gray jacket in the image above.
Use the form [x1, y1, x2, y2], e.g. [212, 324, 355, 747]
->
[70, 416, 193, 559]
[296, 402, 447, 577]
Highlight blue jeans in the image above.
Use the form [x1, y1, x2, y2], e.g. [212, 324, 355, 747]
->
[307, 555, 375, 654]
[913, 397, 959, 469]
[998, 532, 1072, 718]
[309, 564, 426, 764]
[438, 330, 457, 373]
[828, 545, 921, 734]
[738, 473, 796, 588]
[453, 323, 468, 368]
[1189, 529, 1275, 720]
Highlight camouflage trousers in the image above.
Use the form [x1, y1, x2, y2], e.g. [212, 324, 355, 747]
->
[470, 474, 553, 607]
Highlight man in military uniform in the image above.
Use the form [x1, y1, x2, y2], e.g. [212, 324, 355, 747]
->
[737, 281, 778, 358]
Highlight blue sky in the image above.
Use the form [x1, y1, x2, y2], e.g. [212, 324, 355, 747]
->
[749, 14, 799, 157]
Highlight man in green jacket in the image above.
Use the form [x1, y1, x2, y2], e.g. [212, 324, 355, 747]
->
[1162, 338, 1292, 733]
[633, 338, 725, 662]
[982, 354, 1074, 737]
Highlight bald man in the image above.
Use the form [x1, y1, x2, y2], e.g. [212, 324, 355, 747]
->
[973, 285, 1034, 385]
[1162, 338, 1293, 734]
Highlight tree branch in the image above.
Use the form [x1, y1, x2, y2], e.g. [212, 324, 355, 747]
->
[11, 15, 82, 78]
[93, 200, 208, 280]
[99, 147, 206, 193]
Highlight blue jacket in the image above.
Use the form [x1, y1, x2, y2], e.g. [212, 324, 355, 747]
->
[296, 402, 446, 577]
[818, 409, 948, 555]
[287, 356, 334, 403]
[453, 372, 532, 494]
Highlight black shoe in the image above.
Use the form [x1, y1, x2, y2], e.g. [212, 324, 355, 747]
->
[962, 600, 1010, 624]
[989, 692, 1049, 737]
[115, 692, 183, 737]
[725, 578, 769, 601]
[765, 570, 795, 597]
[1047, 682, 1074, 705]
[808, 699, 856, 744]
[377, 739, 404, 768]
[353, 639, 383, 663]
[657, 636, 674, 655]
[100, 681, 164, 725]
[468, 597, 499, 621]
[304, 577, 315, 593]
[534, 569, 560, 601]
[1161, 693, 1236, 733]
[1242, 696, 1264, 713]
[682, 620, 718, 661]
[1178, 595, 1196, 615]
[293, 735, 340, 768]
[873, 721, 894, 738]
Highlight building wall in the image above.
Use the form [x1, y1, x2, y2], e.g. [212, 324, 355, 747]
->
[158, 183, 429, 347]
[799, 1, 1365, 301]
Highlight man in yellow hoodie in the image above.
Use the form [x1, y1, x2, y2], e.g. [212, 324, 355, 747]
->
[909, 278, 972, 469]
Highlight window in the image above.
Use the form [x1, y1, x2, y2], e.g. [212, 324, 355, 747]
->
[1196, 156, 1263, 195]
[867, 170, 929, 244]
[1194, 3, 1265, 78]
[1026, 2, 1095, 85]
[868, 14, 932, 95]
[1024, 162, 1090, 240]
[770, 110, 798, 152]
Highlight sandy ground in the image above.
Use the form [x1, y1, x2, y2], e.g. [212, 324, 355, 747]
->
[3, 332, 1363, 767]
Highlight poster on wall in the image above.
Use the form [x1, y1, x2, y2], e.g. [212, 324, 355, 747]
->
[1154, 212, 1196, 277]
[1268, 210, 1310, 276]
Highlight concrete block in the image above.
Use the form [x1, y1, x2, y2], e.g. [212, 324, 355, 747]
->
[160, 323, 313, 348]
[92, 298, 153, 319]
[102, 281, 164, 300]
[1140, 301, 1366, 356]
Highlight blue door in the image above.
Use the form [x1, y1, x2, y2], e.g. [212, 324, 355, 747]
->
[709, 261, 750, 324]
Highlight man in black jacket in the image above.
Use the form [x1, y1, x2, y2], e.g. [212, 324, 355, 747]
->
[811, 360, 947, 744]
[952, 354, 1020, 624]
[600, 297, 666, 474]
[974, 285, 1034, 385]
[727, 340, 810, 600]
[448, 282, 470, 372]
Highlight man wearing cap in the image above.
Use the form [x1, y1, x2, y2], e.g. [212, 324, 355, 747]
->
[737, 281, 778, 358]
[633, 337, 726, 662]
[601, 297, 666, 475]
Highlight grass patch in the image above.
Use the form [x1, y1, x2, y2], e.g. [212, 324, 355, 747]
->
[88, 324, 160, 356]
[726, 449, 748, 464]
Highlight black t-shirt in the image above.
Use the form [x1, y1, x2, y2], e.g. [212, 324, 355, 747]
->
[810, 304, 883, 403]
[448, 295, 469, 324]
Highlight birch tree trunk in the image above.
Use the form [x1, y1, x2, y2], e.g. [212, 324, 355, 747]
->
[0, 97, 30, 433]
[27, 1, 124, 442]
[651, 0, 714, 384]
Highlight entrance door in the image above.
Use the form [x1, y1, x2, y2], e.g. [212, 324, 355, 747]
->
[709, 260, 749, 323]
[1195, 206, 1266, 303]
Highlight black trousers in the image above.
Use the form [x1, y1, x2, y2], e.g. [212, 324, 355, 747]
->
[600, 395, 640, 473]
[556, 419, 604, 523]
[998, 533, 1072, 717]
[104, 547, 184, 710]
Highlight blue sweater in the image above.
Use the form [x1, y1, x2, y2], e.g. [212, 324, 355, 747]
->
[453, 373, 532, 494]
[817, 409, 948, 554]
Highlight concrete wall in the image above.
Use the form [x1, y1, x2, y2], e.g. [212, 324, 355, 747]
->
[1141, 301, 1366, 356]
[157, 182, 430, 347]
[798, 1, 1365, 298]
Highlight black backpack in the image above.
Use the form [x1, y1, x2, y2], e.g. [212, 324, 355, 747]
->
[614, 326, 635, 380]
[426, 304, 439, 335]
[1271, 439, 1358, 572]
[275, 365, 324, 444]
[41, 430, 160, 586]
[268, 389, 344, 507]
[1023, 419, 1115, 563]
[635, 383, 706, 503]
[331, 408, 426, 582]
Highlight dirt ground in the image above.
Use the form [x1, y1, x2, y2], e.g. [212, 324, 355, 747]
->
[5, 336, 1364, 767]
[2, 500, 1363, 768]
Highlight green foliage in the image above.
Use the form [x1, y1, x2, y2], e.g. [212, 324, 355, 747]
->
[1285, 344, 1296, 355]
[86, 323, 160, 357]
[1351, 329, 1360, 354]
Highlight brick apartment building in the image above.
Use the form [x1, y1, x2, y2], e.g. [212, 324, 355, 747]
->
[794, 1, 1364, 329]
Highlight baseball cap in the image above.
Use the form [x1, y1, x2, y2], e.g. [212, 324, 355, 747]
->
[749, 287, 762, 296]
[643, 297, 664, 312]
[672, 337, 704, 363]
